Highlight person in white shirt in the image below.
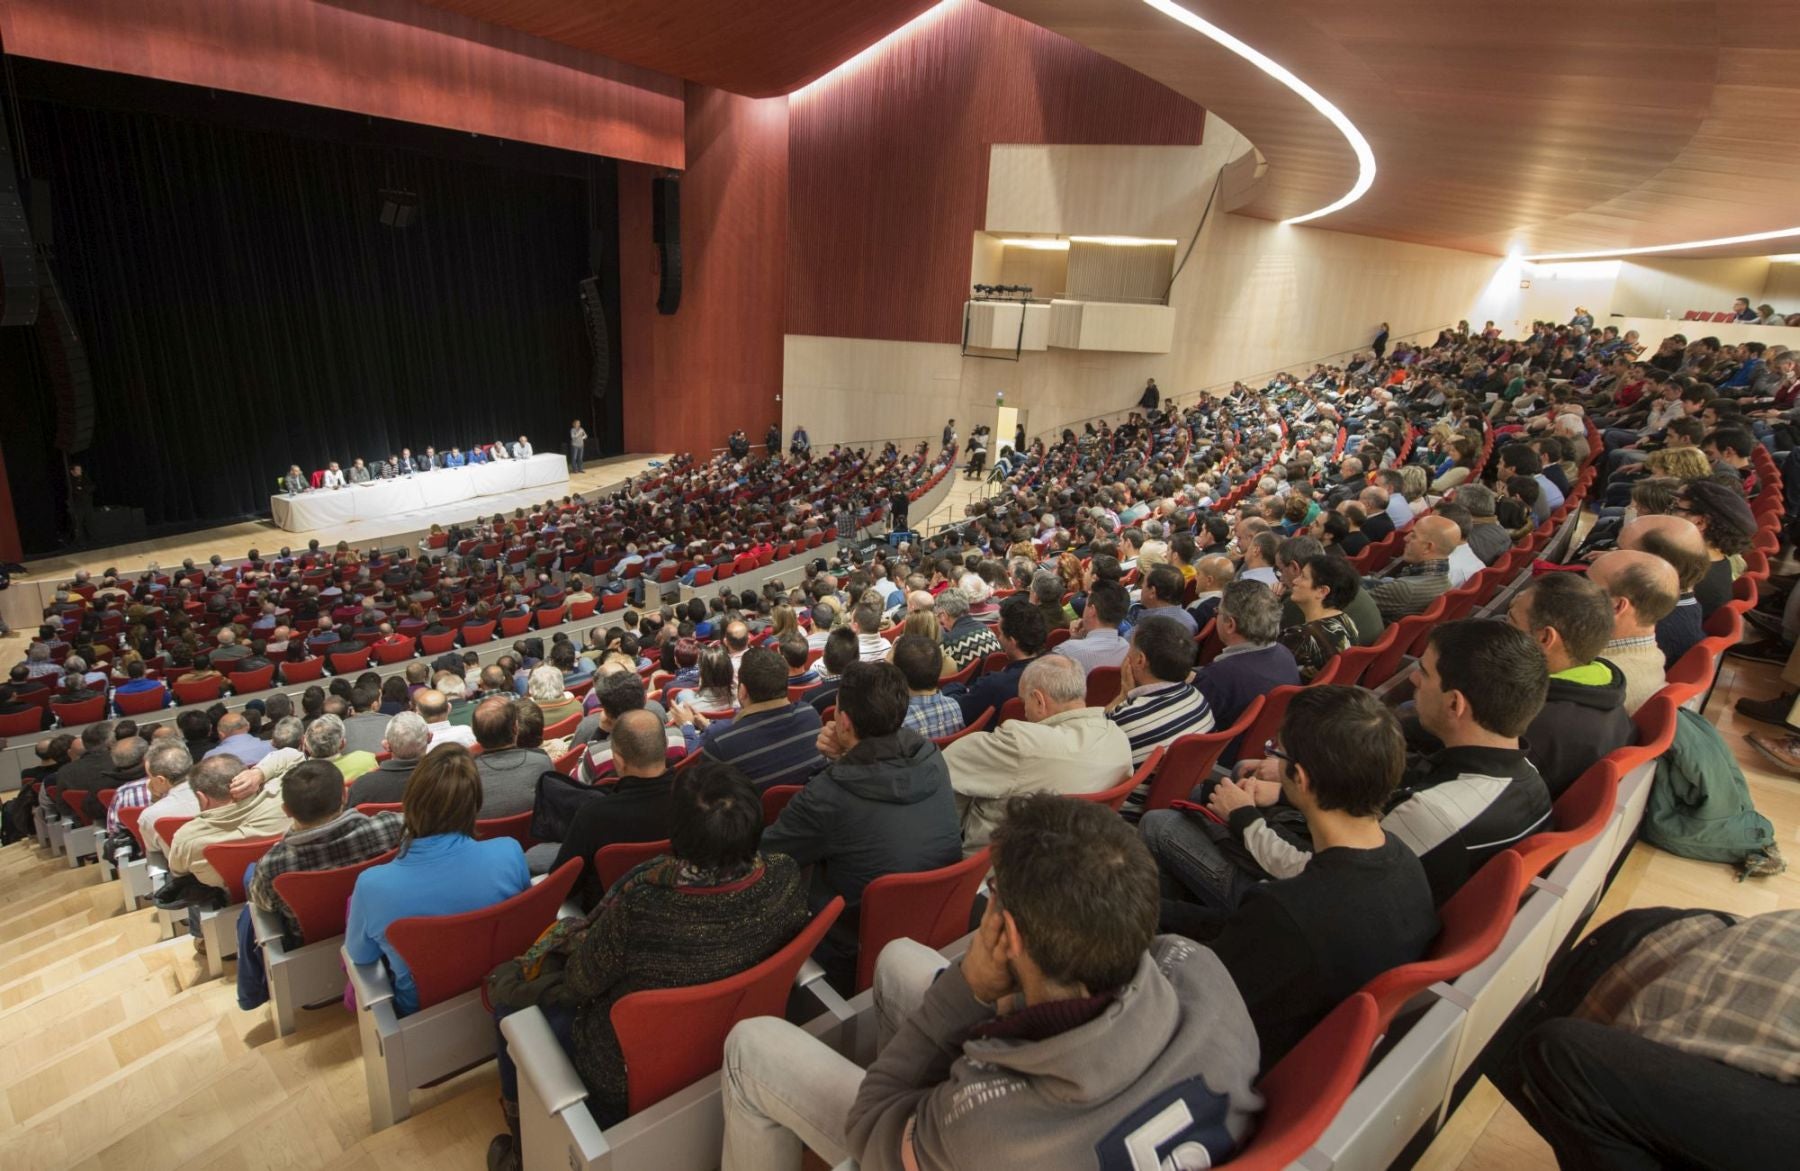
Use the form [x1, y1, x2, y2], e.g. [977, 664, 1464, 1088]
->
[321, 462, 346, 489]
[942, 655, 1132, 851]
[1434, 502, 1486, 588]
[490, 438, 511, 460]
[1239, 531, 1281, 587]
[139, 741, 199, 856]
[1055, 580, 1131, 676]
[513, 435, 534, 458]
[851, 605, 889, 662]
[415, 688, 477, 749]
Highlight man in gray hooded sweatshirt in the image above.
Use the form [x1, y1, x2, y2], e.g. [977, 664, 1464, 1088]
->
[722, 793, 1263, 1170]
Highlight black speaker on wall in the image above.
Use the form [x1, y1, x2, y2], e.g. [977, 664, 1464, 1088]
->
[652, 174, 682, 315]
[0, 115, 39, 327]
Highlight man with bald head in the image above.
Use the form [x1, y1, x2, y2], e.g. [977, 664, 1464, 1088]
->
[1619, 515, 1708, 668]
[413, 687, 477, 749]
[542, 709, 677, 910]
[1363, 515, 1459, 622]
[1188, 554, 1236, 628]
[942, 654, 1133, 850]
[1588, 551, 1679, 714]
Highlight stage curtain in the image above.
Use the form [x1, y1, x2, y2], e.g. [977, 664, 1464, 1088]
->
[2, 72, 604, 550]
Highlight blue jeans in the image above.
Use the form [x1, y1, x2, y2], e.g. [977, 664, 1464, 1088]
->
[235, 860, 271, 1009]
[1138, 810, 1264, 913]
[495, 1000, 579, 1105]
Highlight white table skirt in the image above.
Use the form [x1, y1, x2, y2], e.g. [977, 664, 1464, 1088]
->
[269, 454, 569, 531]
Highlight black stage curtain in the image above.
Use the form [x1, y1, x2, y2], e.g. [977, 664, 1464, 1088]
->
[2, 63, 615, 553]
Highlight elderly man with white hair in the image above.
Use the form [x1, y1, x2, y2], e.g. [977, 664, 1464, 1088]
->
[346, 712, 432, 806]
[302, 713, 379, 784]
[526, 664, 583, 725]
[940, 654, 1133, 851]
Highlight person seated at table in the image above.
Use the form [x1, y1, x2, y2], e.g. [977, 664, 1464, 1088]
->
[344, 744, 530, 1016]
[469, 444, 491, 465]
[445, 446, 466, 468]
[282, 465, 308, 495]
[379, 455, 401, 479]
[346, 458, 371, 484]
[398, 447, 419, 476]
[491, 438, 512, 461]
[513, 435, 534, 458]
[320, 462, 346, 489]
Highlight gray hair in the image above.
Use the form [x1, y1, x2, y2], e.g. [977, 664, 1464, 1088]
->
[1220, 579, 1281, 644]
[145, 741, 192, 783]
[384, 711, 430, 759]
[526, 664, 565, 704]
[1029, 571, 1063, 605]
[27, 643, 49, 663]
[189, 753, 244, 801]
[435, 672, 468, 700]
[1019, 654, 1086, 705]
[111, 737, 150, 772]
[303, 713, 347, 759]
[64, 655, 88, 674]
[270, 717, 305, 750]
[1453, 482, 1497, 518]
[1276, 535, 1324, 568]
[933, 588, 970, 620]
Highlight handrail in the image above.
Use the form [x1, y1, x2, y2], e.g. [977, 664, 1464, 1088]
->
[1026, 322, 1454, 447]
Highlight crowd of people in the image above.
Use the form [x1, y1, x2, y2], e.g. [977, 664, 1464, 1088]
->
[281, 433, 547, 495]
[8, 310, 1797, 1171]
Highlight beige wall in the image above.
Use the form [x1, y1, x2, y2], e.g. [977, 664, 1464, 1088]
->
[1612, 256, 1775, 319]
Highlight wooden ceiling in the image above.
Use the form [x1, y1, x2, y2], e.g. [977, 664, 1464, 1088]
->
[406, 0, 1800, 258]
[988, 0, 1800, 257]
[410, 0, 939, 97]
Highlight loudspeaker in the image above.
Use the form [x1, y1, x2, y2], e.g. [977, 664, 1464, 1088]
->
[652, 174, 682, 315]
[0, 117, 39, 328]
[578, 275, 611, 411]
[378, 188, 418, 229]
[35, 258, 94, 453]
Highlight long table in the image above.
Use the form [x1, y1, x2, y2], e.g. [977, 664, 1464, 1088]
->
[269, 454, 570, 531]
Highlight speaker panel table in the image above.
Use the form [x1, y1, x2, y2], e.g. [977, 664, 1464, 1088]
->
[269, 454, 568, 532]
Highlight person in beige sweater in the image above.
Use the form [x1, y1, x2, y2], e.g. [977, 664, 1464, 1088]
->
[1587, 550, 1677, 715]
[942, 655, 1132, 850]
[166, 752, 292, 890]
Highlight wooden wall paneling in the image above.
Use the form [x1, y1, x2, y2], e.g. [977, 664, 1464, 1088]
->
[413, 0, 940, 98]
[0, 0, 685, 166]
[785, 0, 1203, 346]
[619, 86, 789, 455]
[1064, 241, 1174, 303]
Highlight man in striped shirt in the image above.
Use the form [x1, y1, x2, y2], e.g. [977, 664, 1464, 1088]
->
[684, 648, 824, 793]
[1106, 616, 1215, 813]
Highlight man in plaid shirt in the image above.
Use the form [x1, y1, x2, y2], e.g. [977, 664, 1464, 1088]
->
[894, 635, 965, 740]
[245, 758, 405, 945]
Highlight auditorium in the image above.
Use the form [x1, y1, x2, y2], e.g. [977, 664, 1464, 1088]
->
[1, 1, 1797, 1168]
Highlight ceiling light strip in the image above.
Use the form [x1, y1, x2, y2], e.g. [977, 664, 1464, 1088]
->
[1137, 0, 1376, 225]
[1522, 226, 1800, 263]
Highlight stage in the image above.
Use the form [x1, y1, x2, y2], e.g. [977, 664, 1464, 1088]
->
[0, 452, 667, 636]
[270, 454, 570, 530]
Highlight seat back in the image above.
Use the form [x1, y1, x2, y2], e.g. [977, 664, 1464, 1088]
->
[1237, 685, 1301, 762]
[51, 694, 108, 725]
[114, 687, 168, 716]
[329, 647, 371, 674]
[280, 657, 327, 684]
[612, 897, 845, 1115]
[996, 696, 1026, 726]
[930, 705, 993, 747]
[462, 620, 497, 646]
[761, 785, 802, 826]
[474, 810, 537, 850]
[1227, 992, 1379, 1170]
[945, 657, 980, 687]
[151, 814, 195, 846]
[982, 651, 1011, 676]
[1357, 622, 1412, 689]
[61, 789, 96, 826]
[1142, 698, 1265, 812]
[0, 706, 43, 735]
[856, 852, 991, 992]
[595, 839, 672, 889]
[118, 804, 148, 852]
[542, 712, 582, 740]
[1072, 745, 1166, 812]
[372, 638, 415, 665]
[1085, 665, 1123, 708]
[201, 836, 282, 903]
[387, 860, 581, 1010]
[228, 664, 277, 693]
[1507, 758, 1620, 894]
[1357, 852, 1522, 1027]
[274, 848, 400, 942]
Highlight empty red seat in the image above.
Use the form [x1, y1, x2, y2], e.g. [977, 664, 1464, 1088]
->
[280, 657, 327, 684]
[50, 694, 107, 726]
[372, 638, 415, 665]
[228, 663, 276, 693]
[329, 647, 372, 675]
[1085, 665, 1122, 708]
[534, 605, 568, 629]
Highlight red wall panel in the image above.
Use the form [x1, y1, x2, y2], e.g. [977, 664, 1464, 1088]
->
[620, 85, 789, 455]
[0, 0, 684, 167]
[786, 0, 1204, 344]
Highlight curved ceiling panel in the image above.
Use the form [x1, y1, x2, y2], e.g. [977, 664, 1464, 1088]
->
[990, 0, 1800, 258]
[411, 0, 940, 97]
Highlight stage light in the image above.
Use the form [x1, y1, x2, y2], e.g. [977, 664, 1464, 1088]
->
[1137, 0, 1376, 226]
[999, 237, 1071, 251]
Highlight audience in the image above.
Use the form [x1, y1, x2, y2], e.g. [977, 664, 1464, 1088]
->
[1053, 579, 1131, 675]
[723, 793, 1263, 1170]
[1587, 550, 1678, 714]
[1364, 515, 1459, 621]
[1104, 614, 1214, 778]
[345, 744, 531, 1015]
[682, 648, 823, 791]
[955, 597, 1049, 725]
[344, 711, 431, 807]
[892, 634, 964, 740]
[1191, 581, 1300, 732]
[944, 655, 1132, 850]
[159, 752, 291, 914]
[1276, 553, 1361, 681]
[1618, 514, 1709, 666]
